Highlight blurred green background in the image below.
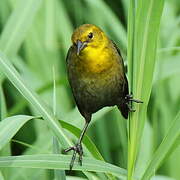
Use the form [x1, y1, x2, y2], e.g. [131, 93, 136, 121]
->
[0, 0, 179, 179]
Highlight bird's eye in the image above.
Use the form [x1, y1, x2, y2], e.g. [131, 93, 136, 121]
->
[88, 32, 93, 39]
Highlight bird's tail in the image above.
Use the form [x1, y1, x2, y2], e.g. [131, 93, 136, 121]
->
[118, 103, 128, 119]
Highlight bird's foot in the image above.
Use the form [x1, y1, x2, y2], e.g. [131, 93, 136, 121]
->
[126, 102, 136, 112]
[64, 143, 83, 170]
[125, 94, 143, 104]
[125, 94, 143, 112]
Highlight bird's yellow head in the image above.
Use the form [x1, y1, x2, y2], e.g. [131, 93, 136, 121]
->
[71, 24, 108, 56]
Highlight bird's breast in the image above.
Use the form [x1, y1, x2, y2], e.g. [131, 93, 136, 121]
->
[78, 47, 114, 74]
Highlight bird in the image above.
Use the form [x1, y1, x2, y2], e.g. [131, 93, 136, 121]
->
[64, 24, 142, 170]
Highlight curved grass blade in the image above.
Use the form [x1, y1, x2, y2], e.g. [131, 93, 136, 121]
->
[0, 115, 38, 151]
[0, 112, 104, 171]
[0, 110, 112, 178]
[0, 154, 127, 179]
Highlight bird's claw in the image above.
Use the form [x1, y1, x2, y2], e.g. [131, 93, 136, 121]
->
[126, 102, 136, 112]
[125, 94, 143, 112]
[125, 94, 143, 104]
[64, 143, 83, 170]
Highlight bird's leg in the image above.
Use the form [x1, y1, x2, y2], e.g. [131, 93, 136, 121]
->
[64, 121, 89, 170]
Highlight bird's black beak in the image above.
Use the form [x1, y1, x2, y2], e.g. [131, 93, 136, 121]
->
[76, 40, 87, 55]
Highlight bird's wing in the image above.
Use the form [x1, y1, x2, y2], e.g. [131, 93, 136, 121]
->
[111, 40, 126, 70]
[111, 40, 128, 84]
[111, 40, 122, 57]
[113, 40, 129, 93]
[111, 40, 129, 119]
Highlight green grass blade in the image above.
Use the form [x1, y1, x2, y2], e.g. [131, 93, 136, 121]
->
[127, 1, 135, 176]
[127, 0, 165, 179]
[0, 0, 42, 55]
[141, 111, 180, 180]
[0, 154, 127, 179]
[0, 115, 37, 150]
[0, 52, 72, 148]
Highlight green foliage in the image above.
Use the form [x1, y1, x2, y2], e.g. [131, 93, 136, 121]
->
[0, 0, 179, 179]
